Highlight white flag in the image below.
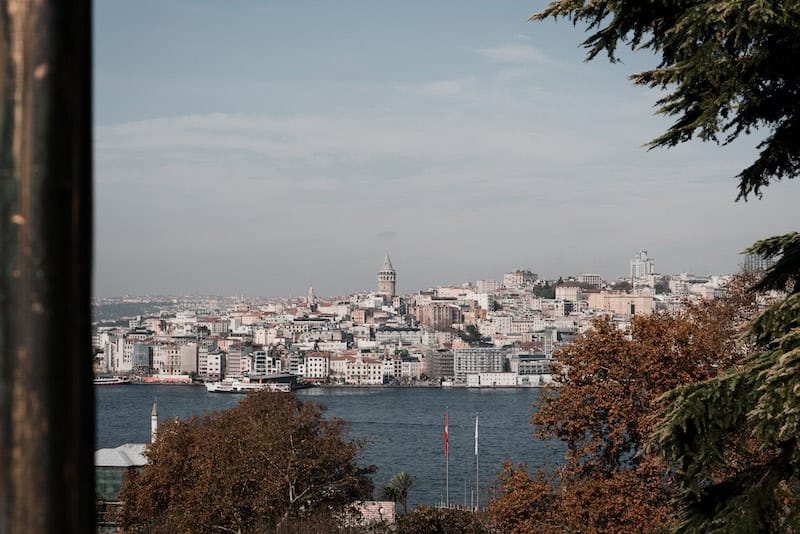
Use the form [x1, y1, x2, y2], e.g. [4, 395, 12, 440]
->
[475, 413, 479, 456]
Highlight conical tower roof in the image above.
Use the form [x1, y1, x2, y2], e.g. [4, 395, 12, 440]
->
[380, 252, 395, 272]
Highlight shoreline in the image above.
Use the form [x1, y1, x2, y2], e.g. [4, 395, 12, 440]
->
[107, 381, 546, 390]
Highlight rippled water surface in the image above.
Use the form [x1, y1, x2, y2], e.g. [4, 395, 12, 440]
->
[96, 385, 563, 506]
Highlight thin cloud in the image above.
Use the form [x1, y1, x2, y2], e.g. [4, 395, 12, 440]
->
[407, 77, 477, 96]
[476, 44, 554, 65]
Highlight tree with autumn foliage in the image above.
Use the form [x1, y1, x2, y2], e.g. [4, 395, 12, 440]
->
[654, 235, 800, 532]
[526, 1, 800, 529]
[394, 506, 489, 534]
[491, 293, 755, 533]
[119, 391, 373, 533]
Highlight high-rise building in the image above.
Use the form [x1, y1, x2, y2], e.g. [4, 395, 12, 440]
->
[630, 250, 655, 279]
[741, 253, 775, 273]
[377, 253, 396, 297]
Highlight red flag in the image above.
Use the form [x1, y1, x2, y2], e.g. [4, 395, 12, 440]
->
[444, 411, 449, 457]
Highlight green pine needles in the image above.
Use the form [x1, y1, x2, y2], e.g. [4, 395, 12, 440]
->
[653, 234, 800, 532]
[531, 1, 800, 530]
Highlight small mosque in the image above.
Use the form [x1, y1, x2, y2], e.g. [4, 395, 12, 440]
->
[95, 400, 158, 529]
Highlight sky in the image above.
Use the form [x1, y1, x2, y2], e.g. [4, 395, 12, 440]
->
[94, 0, 800, 297]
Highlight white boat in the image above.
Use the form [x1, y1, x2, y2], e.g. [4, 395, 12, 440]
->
[205, 380, 291, 393]
[93, 376, 131, 385]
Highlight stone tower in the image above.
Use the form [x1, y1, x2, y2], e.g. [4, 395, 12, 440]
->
[151, 399, 158, 443]
[377, 253, 396, 297]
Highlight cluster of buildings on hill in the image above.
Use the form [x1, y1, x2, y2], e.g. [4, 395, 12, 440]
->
[93, 251, 760, 388]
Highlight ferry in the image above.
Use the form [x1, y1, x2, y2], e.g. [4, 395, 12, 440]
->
[205, 380, 291, 393]
[93, 376, 131, 386]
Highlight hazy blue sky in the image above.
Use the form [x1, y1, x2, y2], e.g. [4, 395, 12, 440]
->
[94, 0, 799, 297]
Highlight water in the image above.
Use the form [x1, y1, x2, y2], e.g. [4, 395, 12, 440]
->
[96, 385, 564, 507]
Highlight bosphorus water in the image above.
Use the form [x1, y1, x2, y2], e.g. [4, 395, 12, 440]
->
[96, 385, 564, 507]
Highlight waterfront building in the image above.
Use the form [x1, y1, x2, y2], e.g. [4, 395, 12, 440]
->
[401, 359, 422, 380]
[205, 352, 224, 379]
[152, 345, 180, 375]
[179, 343, 198, 374]
[252, 350, 282, 375]
[453, 347, 505, 383]
[303, 352, 330, 380]
[383, 358, 403, 380]
[466, 372, 518, 388]
[224, 344, 251, 378]
[329, 355, 349, 382]
[340, 355, 384, 385]
[131, 343, 153, 373]
[509, 354, 555, 375]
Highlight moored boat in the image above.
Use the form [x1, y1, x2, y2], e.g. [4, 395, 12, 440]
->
[205, 380, 290, 393]
[93, 376, 131, 386]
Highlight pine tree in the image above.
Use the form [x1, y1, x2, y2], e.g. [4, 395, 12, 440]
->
[652, 234, 800, 532]
[531, 2, 800, 529]
[531, 1, 800, 200]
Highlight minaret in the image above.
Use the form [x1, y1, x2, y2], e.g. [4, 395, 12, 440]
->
[377, 252, 396, 297]
[151, 399, 158, 443]
[307, 285, 317, 310]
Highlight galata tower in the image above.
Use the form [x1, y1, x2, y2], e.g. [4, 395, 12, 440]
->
[377, 253, 396, 297]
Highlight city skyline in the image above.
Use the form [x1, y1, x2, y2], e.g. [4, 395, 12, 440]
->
[94, 1, 799, 296]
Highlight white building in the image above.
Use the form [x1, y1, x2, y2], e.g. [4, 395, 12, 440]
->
[205, 352, 224, 378]
[303, 353, 329, 380]
[630, 250, 655, 279]
[344, 355, 384, 385]
[503, 270, 537, 288]
[453, 347, 505, 383]
[577, 273, 602, 288]
[252, 351, 282, 375]
[465, 372, 518, 388]
[555, 285, 582, 302]
[476, 279, 501, 293]
[401, 359, 422, 380]
[383, 358, 403, 379]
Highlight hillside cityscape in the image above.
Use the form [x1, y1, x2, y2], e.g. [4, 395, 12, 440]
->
[92, 250, 772, 389]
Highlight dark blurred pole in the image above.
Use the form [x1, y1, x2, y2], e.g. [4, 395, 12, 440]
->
[0, 0, 94, 532]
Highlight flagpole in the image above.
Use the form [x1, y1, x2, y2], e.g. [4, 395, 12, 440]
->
[475, 412, 479, 511]
[445, 408, 449, 506]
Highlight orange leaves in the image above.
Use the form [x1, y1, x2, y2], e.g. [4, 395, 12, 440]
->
[494, 296, 753, 533]
[119, 392, 373, 533]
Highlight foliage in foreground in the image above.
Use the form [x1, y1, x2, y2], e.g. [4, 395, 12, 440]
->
[532, 0, 800, 200]
[119, 391, 373, 533]
[491, 294, 755, 533]
[529, 2, 800, 528]
[653, 234, 800, 532]
[394, 506, 489, 534]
